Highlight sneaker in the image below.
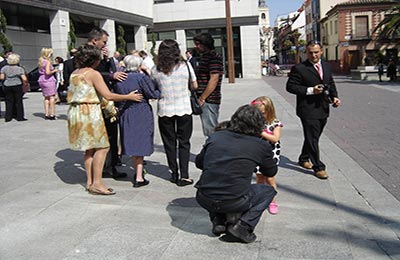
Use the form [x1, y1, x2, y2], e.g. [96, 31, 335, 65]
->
[268, 202, 278, 214]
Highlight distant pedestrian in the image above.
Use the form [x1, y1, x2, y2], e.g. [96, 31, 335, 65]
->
[251, 96, 282, 215]
[54, 56, 65, 103]
[0, 53, 28, 122]
[377, 60, 384, 82]
[387, 59, 397, 82]
[38, 47, 58, 120]
[185, 49, 197, 71]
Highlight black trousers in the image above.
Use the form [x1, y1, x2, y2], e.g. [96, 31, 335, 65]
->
[158, 114, 192, 179]
[196, 184, 276, 229]
[104, 117, 119, 169]
[3, 85, 24, 121]
[299, 117, 327, 172]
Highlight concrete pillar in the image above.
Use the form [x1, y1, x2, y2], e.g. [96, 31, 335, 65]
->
[49, 10, 70, 59]
[176, 29, 187, 57]
[134, 25, 148, 53]
[100, 19, 116, 56]
[240, 25, 261, 79]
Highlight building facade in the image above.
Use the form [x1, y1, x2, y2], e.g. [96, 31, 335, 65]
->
[321, 0, 398, 73]
[0, 0, 261, 79]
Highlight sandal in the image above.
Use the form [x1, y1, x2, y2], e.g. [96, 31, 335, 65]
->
[88, 186, 116, 195]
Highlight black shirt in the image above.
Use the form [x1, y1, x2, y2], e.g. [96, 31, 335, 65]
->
[195, 130, 277, 201]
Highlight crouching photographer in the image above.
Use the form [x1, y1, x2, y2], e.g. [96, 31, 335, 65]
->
[195, 105, 277, 243]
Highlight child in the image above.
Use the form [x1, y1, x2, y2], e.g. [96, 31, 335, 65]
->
[251, 96, 283, 214]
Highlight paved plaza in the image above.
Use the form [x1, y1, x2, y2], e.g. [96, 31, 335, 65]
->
[0, 78, 399, 260]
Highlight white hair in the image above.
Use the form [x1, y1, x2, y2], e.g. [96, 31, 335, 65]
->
[123, 55, 143, 72]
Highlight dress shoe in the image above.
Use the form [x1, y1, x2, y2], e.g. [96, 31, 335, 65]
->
[226, 220, 257, 243]
[17, 118, 28, 121]
[211, 216, 226, 236]
[169, 173, 178, 184]
[176, 178, 193, 187]
[133, 178, 149, 188]
[298, 161, 313, 169]
[315, 170, 329, 179]
[111, 168, 127, 179]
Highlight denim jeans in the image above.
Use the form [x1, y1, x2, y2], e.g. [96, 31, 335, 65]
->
[200, 102, 220, 137]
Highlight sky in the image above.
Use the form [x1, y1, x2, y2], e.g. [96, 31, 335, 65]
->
[266, 0, 305, 26]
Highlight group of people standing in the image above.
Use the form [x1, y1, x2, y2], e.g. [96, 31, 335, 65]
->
[65, 28, 223, 195]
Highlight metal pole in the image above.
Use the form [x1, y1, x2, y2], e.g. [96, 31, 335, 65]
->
[225, 0, 235, 83]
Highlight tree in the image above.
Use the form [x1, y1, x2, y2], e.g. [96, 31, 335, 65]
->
[116, 25, 126, 56]
[0, 8, 12, 55]
[68, 19, 77, 51]
[373, 4, 400, 41]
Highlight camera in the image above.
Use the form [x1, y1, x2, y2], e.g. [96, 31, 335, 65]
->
[318, 84, 332, 103]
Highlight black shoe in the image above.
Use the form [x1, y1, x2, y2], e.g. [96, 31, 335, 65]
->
[111, 168, 127, 179]
[17, 118, 28, 121]
[177, 178, 193, 187]
[170, 173, 178, 184]
[226, 220, 257, 243]
[225, 213, 242, 225]
[212, 216, 226, 236]
[133, 178, 149, 188]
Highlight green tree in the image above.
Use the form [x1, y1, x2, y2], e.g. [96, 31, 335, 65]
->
[68, 19, 77, 51]
[0, 8, 12, 55]
[373, 4, 400, 41]
[150, 32, 157, 63]
[116, 25, 126, 56]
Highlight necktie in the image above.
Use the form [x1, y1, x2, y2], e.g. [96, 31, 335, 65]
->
[315, 63, 323, 79]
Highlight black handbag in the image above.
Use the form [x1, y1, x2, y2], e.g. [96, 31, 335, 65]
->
[185, 61, 202, 115]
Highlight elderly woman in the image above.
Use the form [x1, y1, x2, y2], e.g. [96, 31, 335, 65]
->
[115, 55, 160, 188]
[0, 53, 28, 122]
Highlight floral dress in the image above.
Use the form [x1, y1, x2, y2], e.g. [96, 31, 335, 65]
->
[67, 71, 109, 151]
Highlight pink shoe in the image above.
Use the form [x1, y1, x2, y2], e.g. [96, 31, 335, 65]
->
[268, 202, 278, 214]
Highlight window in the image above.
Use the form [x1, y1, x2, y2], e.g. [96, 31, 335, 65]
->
[154, 0, 173, 3]
[148, 31, 176, 41]
[355, 16, 368, 38]
[261, 13, 266, 20]
[335, 20, 338, 34]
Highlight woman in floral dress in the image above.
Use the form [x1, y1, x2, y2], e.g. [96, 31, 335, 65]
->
[67, 45, 142, 195]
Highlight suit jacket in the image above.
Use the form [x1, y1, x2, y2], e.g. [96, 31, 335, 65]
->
[286, 60, 338, 119]
[63, 58, 75, 88]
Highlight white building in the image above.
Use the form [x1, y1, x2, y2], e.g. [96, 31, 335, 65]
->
[0, 0, 261, 79]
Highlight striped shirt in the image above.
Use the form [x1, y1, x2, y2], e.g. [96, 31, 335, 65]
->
[152, 62, 197, 117]
[195, 50, 223, 104]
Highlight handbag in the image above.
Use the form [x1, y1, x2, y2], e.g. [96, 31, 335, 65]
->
[100, 97, 118, 122]
[185, 61, 202, 115]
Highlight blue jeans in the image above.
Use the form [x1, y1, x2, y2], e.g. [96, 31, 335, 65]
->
[200, 102, 220, 137]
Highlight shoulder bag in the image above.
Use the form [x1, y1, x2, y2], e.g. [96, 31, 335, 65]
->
[185, 61, 202, 115]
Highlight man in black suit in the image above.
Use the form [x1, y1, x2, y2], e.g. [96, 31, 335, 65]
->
[86, 26, 130, 179]
[185, 49, 197, 71]
[62, 48, 77, 89]
[286, 40, 341, 179]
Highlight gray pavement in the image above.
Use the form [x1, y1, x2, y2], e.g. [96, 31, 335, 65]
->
[0, 79, 399, 260]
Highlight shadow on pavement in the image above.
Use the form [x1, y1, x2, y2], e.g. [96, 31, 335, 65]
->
[54, 148, 86, 188]
[279, 155, 315, 176]
[280, 183, 400, 232]
[166, 197, 211, 236]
